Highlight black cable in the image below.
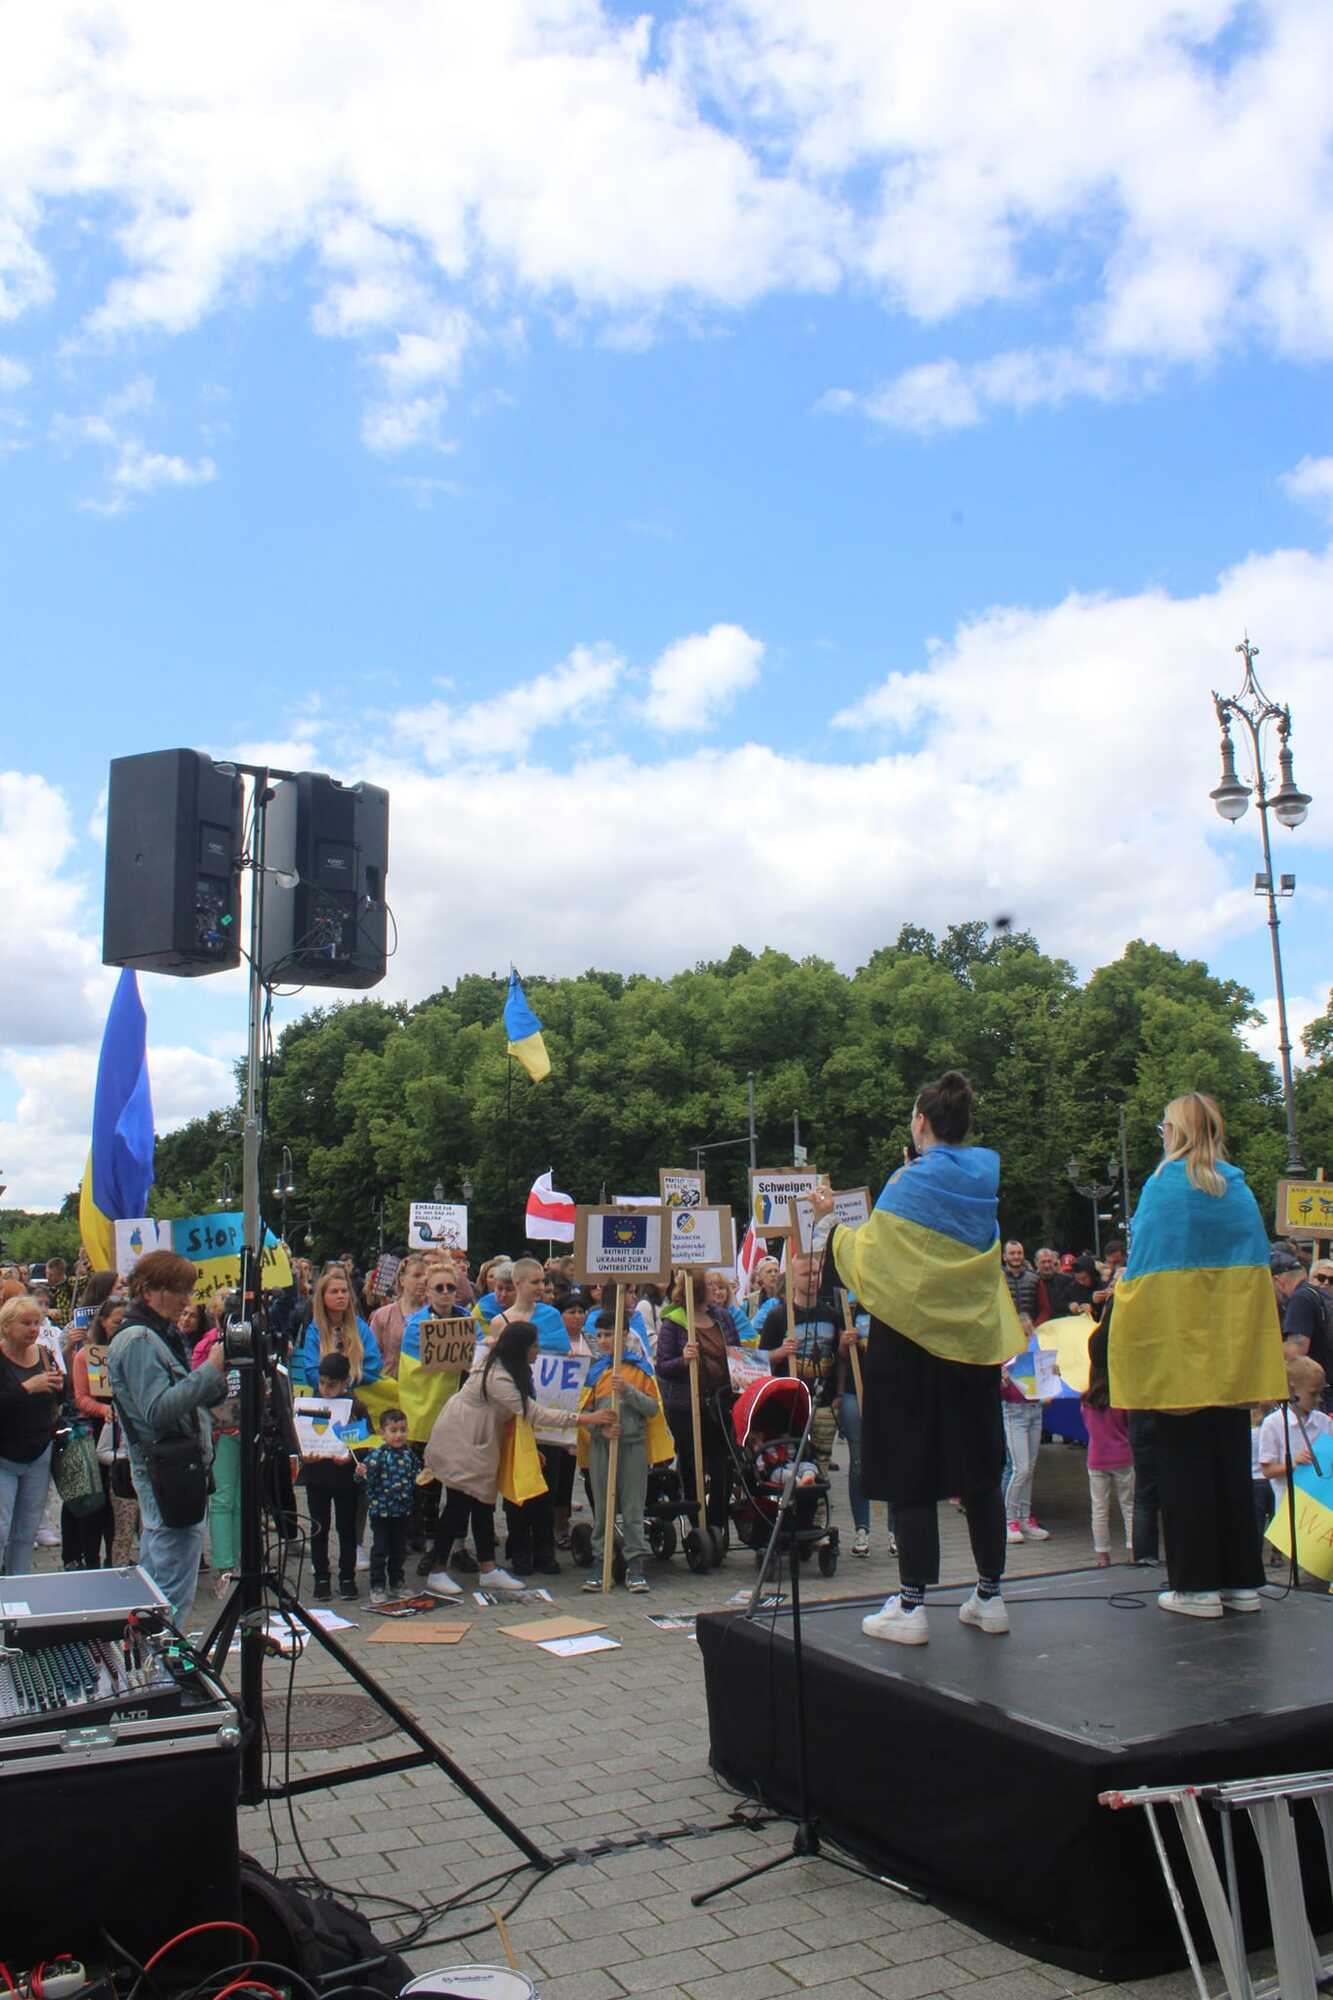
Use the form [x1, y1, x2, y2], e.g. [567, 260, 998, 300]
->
[169, 1961, 320, 2000]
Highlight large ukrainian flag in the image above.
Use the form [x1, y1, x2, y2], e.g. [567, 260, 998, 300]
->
[504, 969, 551, 1083]
[1108, 1159, 1285, 1412]
[830, 1147, 1022, 1365]
[79, 968, 156, 1272]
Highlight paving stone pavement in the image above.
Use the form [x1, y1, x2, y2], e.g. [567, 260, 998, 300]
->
[162, 1440, 1277, 1999]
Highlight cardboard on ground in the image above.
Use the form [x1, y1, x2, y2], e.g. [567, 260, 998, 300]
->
[498, 1614, 608, 1642]
[666, 1203, 735, 1269]
[749, 1168, 818, 1235]
[368, 1621, 472, 1644]
[415, 1316, 476, 1373]
[572, 1206, 671, 1284]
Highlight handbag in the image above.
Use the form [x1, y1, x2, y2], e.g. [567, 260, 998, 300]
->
[55, 1427, 104, 1516]
[107, 1408, 136, 1500]
[497, 1415, 548, 1505]
[145, 1431, 209, 1527]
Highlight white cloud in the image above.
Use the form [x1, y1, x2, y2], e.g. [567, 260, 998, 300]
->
[822, 348, 1141, 435]
[1282, 456, 1333, 522]
[642, 623, 765, 731]
[53, 375, 215, 513]
[395, 643, 623, 763]
[2, 2, 1329, 442]
[1241, 991, 1328, 1071]
[0, 771, 110, 1047]
[0, 355, 29, 394]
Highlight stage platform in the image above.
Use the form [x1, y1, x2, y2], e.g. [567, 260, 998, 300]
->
[697, 1566, 1333, 1980]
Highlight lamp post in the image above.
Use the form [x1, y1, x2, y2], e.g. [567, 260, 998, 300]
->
[1210, 637, 1311, 1175]
[1067, 1155, 1115, 1259]
[271, 1145, 296, 1244]
[218, 1162, 234, 1210]
[433, 1180, 445, 1204]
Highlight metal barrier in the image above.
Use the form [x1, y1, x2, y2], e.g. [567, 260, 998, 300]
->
[1100, 1770, 1333, 2000]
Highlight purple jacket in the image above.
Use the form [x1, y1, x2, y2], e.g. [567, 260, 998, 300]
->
[656, 1305, 740, 1418]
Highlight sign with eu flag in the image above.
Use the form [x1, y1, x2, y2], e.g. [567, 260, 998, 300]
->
[573, 1207, 670, 1284]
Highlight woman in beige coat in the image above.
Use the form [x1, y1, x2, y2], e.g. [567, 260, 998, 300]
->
[423, 1320, 602, 1598]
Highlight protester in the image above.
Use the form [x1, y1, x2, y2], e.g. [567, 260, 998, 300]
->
[480, 1256, 570, 1353]
[63, 1287, 123, 1570]
[301, 1266, 384, 1388]
[1258, 1354, 1330, 1519]
[1082, 1320, 1133, 1565]
[748, 1258, 783, 1340]
[300, 1350, 365, 1599]
[757, 1265, 839, 1478]
[578, 1300, 672, 1594]
[105, 1251, 229, 1622]
[364, 1405, 416, 1604]
[471, 1259, 517, 1331]
[1034, 1247, 1074, 1322]
[657, 1270, 740, 1538]
[422, 1321, 579, 1598]
[810, 1070, 1018, 1647]
[1067, 1256, 1100, 1314]
[705, 1272, 756, 1346]
[1273, 1249, 1332, 1382]
[1109, 1092, 1285, 1619]
[0, 1292, 64, 1574]
[191, 1295, 241, 1596]
[370, 1255, 428, 1378]
[834, 1305, 872, 1555]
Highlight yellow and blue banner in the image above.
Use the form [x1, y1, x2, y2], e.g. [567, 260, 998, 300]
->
[504, 969, 551, 1083]
[1107, 1160, 1285, 1412]
[172, 1211, 293, 1305]
[352, 1358, 458, 1446]
[79, 969, 156, 1273]
[831, 1147, 1022, 1366]
[1265, 1439, 1333, 1582]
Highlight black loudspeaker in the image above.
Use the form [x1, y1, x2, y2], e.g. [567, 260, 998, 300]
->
[103, 749, 243, 975]
[260, 771, 389, 989]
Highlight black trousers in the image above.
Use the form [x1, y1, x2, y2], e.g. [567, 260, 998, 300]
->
[370, 1515, 409, 1590]
[1129, 1413, 1160, 1562]
[895, 1486, 1006, 1592]
[308, 1484, 359, 1582]
[432, 1487, 497, 1566]
[1155, 1406, 1263, 1593]
[669, 1401, 732, 1532]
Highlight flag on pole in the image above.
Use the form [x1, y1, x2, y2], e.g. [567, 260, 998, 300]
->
[735, 1220, 766, 1295]
[79, 969, 156, 1272]
[504, 969, 551, 1083]
[526, 1170, 575, 1243]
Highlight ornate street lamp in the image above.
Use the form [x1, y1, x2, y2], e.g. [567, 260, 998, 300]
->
[1211, 637, 1311, 1174]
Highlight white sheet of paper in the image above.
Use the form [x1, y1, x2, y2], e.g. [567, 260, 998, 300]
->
[1034, 1349, 1062, 1402]
[538, 1631, 622, 1657]
[306, 1607, 356, 1631]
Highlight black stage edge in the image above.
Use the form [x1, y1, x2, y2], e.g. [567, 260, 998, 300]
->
[698, 1566, 1333, 1980]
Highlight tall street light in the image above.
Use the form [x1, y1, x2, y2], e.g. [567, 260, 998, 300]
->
[271, 1145, 296, 1243]
[1210, 636, 1311, 1175]
[1067, 1155, 1115, 1259]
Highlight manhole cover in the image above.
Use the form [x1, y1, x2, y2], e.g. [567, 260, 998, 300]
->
[264, 1692, 399, 1752]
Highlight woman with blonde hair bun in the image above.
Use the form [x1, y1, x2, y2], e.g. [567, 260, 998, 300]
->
[1109, 1090, 1286, 1619]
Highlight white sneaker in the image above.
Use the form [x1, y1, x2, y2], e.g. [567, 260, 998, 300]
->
[425, 1570, 462, 1598]
[35, 1526, 61, 1547]
[1005, 1521, 1024, 1545]
[1219, 1589, 1262, 1612]
[1020, 1518, 1050, 1541]
[356, 1547, 371, 1570]
[852, 1527, 870, 1557]
[1158, 1589, 1223, 1619]
[958, 1589, 1009, 1635]
[862, 1596, 928, 1645]
[483, 1567, 526, 1593]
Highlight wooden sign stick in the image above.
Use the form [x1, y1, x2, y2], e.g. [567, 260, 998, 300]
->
[601, 1285, 626, 1595]
[839, 1289, 865, 1405]
[685, 1275, 707, 1535]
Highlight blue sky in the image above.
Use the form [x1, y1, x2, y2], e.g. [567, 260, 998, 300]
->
[2, 0, 1331, 1207]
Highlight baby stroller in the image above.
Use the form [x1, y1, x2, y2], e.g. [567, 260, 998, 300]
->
[725, 1375, 839, 1577]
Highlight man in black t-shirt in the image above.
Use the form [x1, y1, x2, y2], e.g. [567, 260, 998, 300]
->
[1278, 1250, 1332, 1383]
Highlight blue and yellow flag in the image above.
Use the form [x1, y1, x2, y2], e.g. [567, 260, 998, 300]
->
[79, 969, 156, 1272]
[504, 969, 550, 1083]
[830, 1147, 1021, 1366]
[577, 1351, 675, 1468]
[1108, 1159, 1285, 1412]
[1265, 1435, 1333, 1582]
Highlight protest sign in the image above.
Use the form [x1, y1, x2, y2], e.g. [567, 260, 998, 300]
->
[84, 1345, 112, 1399]
[409, 1200, 468, 1251]
[372, 1251, 402, 1296]
[665, 1204, 736, 1270]
[659, 1167, 706, 1210]
[728, 1347, 771, 1393]
[572, 1206, 670, 1284]
[292, 1396, 358, 1458]
[531, 1351, 592, 1445]
[415, 1316, 476, 1374]
[113, 1218, 173, 1276]
[1265, 1444, 1333, 1583]
[614, 1193, 658, 1206]
[749, 1169, 818, 1236]
[170, 1212, 293, 1304]
[788, 1186, 872, 1254]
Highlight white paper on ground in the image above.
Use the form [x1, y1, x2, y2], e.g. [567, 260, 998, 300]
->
[306, 1607, 356, 1631]
[538, 1631, 621, 1657]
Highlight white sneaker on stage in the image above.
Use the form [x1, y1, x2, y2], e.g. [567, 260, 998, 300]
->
[425, 1570, 462, 1598]
[958, 1590, 1009, 1635]
[1219, 1589, 1262, 1612]
[1158, 1590, 1223, 1619]
[862, 1596, 929, 1645]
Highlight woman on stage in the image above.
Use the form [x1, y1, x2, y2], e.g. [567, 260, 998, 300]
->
[1108, 1091, 1285, 1618]
[807, 1070, 1022, 1647]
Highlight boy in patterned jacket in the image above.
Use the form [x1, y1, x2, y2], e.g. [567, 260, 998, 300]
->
[365, 1407, 417, 1602]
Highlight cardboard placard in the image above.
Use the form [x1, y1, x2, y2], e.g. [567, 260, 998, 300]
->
[368, 1621, 471, 1644]
[113, 1218, 173, 1277]
[748, 1169, 818, 1236]
[532, 1351, 592, 1446]
[170, 1212, 294, 1304]
[789, 1185, 873, 1254]
[1276, 1177, 1333, 1238]
[665, 1203, 736, 1270]
[572, 1207, 671, 1284]
[415, 1316, 476, 1374]
[409, 1200, 469, 1251]
[84, 1344, 112, 1400]
[659, 1167, 706, 1210]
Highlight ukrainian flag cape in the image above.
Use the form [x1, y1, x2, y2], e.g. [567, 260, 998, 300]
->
[831, 1146, 1021, 1366]
[576, 1351, 674, 1468]
[1108, 1160, 1285, 1412]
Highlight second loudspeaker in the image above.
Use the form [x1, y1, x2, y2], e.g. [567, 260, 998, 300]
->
[260, 772, 389, 989]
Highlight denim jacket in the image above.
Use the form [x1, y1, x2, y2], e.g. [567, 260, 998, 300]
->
[107, 1301, 227, 1469]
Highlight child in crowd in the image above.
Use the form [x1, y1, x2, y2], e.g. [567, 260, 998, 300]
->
[1258, 1355, 1331, 1514]
[578, 1292, 671, 1595]
[302, 1351, 365, 1602]
[1250, 1400, 1281, 1561]
[1082, 1325, 1134, 1566]
[364, 1406, 417, 1603]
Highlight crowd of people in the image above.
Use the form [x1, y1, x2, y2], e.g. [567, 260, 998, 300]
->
[0, 1090, 1323, 1635]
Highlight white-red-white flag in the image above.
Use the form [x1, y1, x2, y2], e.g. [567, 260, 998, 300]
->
[735, 1220, 766, 1295]
[526, 1169, 575, 1243]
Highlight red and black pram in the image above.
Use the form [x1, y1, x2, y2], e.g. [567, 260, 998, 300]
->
[724, 1375, 840, 1577]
